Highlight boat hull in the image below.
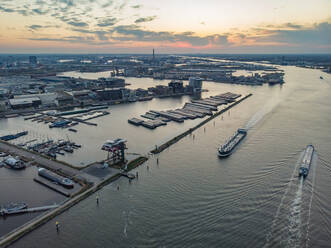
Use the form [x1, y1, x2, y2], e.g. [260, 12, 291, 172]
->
[218, 129, 247, 158]
[298, 145, 314, 178]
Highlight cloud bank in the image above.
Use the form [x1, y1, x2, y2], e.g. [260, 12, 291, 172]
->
[0, 0, 330, 53]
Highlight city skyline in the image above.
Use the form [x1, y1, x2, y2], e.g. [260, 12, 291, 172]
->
[0, 0, 331, 54]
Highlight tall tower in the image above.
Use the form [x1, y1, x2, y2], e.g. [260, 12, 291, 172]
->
[189, 77, 203, 93]
[29, 56, 37, 65]
[152, 48, 155, 61]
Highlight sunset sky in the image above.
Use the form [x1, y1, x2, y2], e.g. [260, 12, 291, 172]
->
[0, 0, 330, 53]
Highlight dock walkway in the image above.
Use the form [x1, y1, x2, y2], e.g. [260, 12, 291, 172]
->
[0, 141, 100, 185]
[1, 205, 59, 216]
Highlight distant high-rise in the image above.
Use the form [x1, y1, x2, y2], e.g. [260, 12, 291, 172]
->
[29, 56, 37, 65]
[189, 77, 203, 93]
[152, 49, 155, 61]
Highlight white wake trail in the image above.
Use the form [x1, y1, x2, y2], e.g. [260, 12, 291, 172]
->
[287, 176, 304, 248]
[305, 153, 318, 248]
[264, 151, 304, 247]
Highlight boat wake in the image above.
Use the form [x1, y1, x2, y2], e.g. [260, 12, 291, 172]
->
[122, 210, 134, 238]
[244, 97, 280, 130]
[264, 151, 303, 247]
[264, 150, 317, 248]
[123, 210, 128, 238]
[305, 153, 317, 248]
[287, 176, 304, 248]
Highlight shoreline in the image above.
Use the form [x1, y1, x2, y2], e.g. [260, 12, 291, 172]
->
[0, 150, 147, 247]
[0, 94, 252, 247]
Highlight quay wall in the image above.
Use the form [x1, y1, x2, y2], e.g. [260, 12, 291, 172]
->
[0, 156, 147, 248]
[0, 96, 253, 246]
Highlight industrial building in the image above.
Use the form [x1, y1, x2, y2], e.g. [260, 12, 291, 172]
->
[96, 88, 123, 101]
[14, 93, 57, 107]
[98, 77, 125, 88]
[168, 80, 184, 94]
[9, 97, 41, 109]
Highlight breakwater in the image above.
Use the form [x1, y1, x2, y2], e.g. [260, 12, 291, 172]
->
[151, 94, 252, 154]
[0, 155, 147, 247]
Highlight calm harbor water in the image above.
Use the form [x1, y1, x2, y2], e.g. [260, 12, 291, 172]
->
[2, 66, 331, 247]
[0, 166, 66, 237]
[0, 76, 255, 167]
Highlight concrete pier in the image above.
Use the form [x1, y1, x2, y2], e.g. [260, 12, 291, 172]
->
[0, 155, 147, 247]
[1, 205, 59, 216]
[151, 94, 252, 154]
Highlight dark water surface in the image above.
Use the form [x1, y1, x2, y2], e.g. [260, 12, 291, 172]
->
[3, 66, 331, 247]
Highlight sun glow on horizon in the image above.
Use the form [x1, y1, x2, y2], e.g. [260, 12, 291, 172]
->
[0, 0, 330, 53]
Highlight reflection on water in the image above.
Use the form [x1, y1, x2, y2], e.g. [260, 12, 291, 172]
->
[3, 66, 331, 248]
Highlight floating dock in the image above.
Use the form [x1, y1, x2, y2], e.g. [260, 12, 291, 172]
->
[128, 118, 144, 125]
[184, 102, 217, 111]
[150, 110, 184, 122]
[179, 108, 205, 118]
[141, 113, 157, 120]
[33, 178, 71, 197]
[128, 92, 244, 130]
[141, 119, 166, 129]
[183, 106, 212, 115]
[170, 110, 196, 119]
[191, 99, 219, 107]
[53, 106, 108, 117]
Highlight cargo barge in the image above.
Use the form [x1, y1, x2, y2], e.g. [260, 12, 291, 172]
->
[0, 131, 28, 141]
[218, 129, 247, 157]
[49, 120, 71, 128]
[38, 168, 74, 188]
[298, 145, 314, 178]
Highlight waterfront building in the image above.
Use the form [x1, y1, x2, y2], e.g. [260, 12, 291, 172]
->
[9, 97, 41, 109]
[96, 88, 123, 101]
[69, 90, 91, 101]
[14, 93, 57, 107]
[189, 77, 203, 93]
[55, 92, 74, 106]
[168, 80, 184, 94]
[98, 77, 125, 88]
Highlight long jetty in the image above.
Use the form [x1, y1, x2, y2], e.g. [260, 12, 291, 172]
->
[151, 93, 252, 154]
[0, 94, 251, 247]
[1, 205, 59, 216]
[0, 155, 147, 248]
